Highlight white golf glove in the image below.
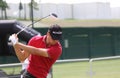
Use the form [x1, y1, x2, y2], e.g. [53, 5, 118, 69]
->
[9, 34, 18, 46]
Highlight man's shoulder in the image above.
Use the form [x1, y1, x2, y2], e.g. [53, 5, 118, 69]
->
[28, 35, 44, 45]
[31, 35, 44, 41]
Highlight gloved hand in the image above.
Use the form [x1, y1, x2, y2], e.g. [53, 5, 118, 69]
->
[9, 34, 18, 46]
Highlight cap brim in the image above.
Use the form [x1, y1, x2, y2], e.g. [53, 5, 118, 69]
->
[51, 34, 62, 40]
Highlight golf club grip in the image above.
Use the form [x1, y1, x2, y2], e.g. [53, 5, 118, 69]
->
[16, 27, 27, 35]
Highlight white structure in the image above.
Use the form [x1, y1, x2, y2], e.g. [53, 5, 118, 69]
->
[56, 4, 72, 19]
[5, 2, 120, 20]
[73, 2, 111, 19]
[111, 7, 120, 19]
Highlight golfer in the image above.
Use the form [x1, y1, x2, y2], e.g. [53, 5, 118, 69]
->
[9, 24, 62, 78]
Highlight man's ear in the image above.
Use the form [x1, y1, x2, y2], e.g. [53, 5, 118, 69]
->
[47, 32, 49, 35]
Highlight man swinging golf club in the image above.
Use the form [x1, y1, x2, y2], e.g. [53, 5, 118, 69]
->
[9, 24, 62, 78]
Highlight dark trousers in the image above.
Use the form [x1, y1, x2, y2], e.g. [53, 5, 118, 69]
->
[22, 70, 36, 78]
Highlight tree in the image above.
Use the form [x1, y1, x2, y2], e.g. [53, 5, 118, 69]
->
[0, 0, 9, 19]
[28, 0, 39, 27]
[19, 0, 23, 19]
[28, 0, 39, 19]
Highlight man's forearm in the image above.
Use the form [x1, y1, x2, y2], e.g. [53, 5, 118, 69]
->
[13, 44, 27, 62]
[14, 42, 49, 57]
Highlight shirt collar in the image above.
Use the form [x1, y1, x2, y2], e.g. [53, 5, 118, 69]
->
[43, 35, 47, 43]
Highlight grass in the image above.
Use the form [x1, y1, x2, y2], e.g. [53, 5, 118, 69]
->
[20, 19, 120, 28]
[0, 66, 21, 75]
[53, 62, 89, 78]
[53, 59, 120, 78]
[0, 58, 120, 78]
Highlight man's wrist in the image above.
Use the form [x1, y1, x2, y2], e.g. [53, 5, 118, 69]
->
[13, 42, 17, 46]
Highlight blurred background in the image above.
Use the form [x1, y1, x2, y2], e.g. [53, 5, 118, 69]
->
[2, 0, 120, 19]
[0, 0, 120, 78]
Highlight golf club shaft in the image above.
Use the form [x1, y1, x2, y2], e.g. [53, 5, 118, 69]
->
[16, 13, 57, 35]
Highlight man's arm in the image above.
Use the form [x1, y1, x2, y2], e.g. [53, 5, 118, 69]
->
[9, 34, 30, 62]
[9, 34, 49, 61]
[14, 42, 49, 58]
[13, 44, 30, 62]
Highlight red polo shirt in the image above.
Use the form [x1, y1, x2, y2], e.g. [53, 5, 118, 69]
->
[27, 35, 62, 78]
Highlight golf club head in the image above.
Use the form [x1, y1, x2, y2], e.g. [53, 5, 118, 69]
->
[51, 13, 58, 18]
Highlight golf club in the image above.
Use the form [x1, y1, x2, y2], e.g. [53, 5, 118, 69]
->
[16, 13, 58, 35]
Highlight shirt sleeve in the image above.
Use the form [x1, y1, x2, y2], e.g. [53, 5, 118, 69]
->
[27, 36, 35, 45]
[47, 46, 62, 60]
[28, 36, 41, 46]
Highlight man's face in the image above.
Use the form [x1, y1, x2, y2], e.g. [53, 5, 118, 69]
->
[46, 32, 58, 45]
